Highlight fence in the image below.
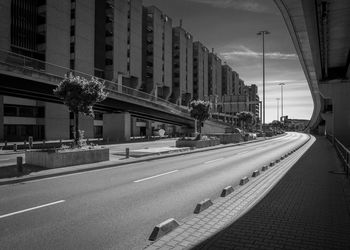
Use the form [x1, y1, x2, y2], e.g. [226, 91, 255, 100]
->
[327, 133, 350, 177]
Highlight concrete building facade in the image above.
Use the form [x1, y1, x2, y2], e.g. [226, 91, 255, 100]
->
[142, 6, 172, 100]
[222, 64, 233, 96]
[171, 25, 193, 106]
[193, 41, 209, 100]
[95, 0, 142, 89]
[244, 84, 260, 119]
[208, 51, 222, 98]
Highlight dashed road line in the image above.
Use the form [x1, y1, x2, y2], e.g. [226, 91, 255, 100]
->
[134, 170, 179, 183]
[0, 200, 65, 219]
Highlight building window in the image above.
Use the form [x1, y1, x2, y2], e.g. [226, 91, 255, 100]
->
[4, 105, 45, 118]
[94, 126, 103, 138]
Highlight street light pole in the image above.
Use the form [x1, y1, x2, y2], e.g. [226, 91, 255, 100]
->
[257, 30, 270, 127]
[278, 82, 285, 118]
[276, 98, 280, 121]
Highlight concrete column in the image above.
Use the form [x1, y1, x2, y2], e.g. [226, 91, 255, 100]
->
[145, 121, 152, 136]
[0, 96, 4, 141]
[79, 113, 94, 139]
[103, 112, 131, 142]
[319, 80, 350, 146]
[45, 102, 70, 140]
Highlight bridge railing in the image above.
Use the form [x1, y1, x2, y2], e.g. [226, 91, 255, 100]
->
[0, 49, 189, 116]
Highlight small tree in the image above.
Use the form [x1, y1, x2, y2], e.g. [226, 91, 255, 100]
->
[189, 100, 210, 138]
[271, 120, 282, 131]
[54, 73, 107, 145]
[237, 111, 254, 133]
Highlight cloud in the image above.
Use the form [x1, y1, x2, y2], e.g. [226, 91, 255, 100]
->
[220, 45, 298, 61]
[188, 0, 273, 13]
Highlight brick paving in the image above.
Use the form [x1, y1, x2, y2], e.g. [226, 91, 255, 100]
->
[193, 136, 350, 249]
[144, 136, 350, 249]
[145, 135, 318, 249]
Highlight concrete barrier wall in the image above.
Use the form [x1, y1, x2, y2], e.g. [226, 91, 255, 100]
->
[175, 138, 220, 148]
[204, 133, 243, 144]
[25, 148, 109, 168]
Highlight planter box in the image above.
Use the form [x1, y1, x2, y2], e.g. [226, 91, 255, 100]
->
[204, 133, 243, 144]
[25, 147, 109, 168]
[176, 138, 220, 148]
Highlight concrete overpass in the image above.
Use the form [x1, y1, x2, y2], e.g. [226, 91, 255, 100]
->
[0, 49, 194, 141]
[274, 0, 350, 146]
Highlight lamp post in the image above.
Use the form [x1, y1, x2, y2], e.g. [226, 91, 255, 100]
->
[257, 30, 270, 127]
[278, 82, 285, 118]
[276, 98, 280, 121]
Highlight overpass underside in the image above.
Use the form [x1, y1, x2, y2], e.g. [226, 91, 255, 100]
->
[275, 0, 350, 147]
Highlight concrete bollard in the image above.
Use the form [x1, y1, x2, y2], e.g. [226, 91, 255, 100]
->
[221, 186, 234, 197]
[148, 218, 180, 241]
[13, 144, 17, 152]
[252, 170, 260, 177]
[17, 156, 23, 173]
[126, 148, 130, 158]
[194, 198, 213, 214]
[240, 176, 249, 185]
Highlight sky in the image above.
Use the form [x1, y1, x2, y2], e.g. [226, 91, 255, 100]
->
[143, 0, 314, 123]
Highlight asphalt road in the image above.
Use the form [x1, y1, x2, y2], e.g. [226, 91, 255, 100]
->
[0, 132, 309, 250]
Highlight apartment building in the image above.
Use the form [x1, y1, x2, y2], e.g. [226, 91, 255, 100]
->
[142, 6, 172, 100]
[95, 0, 142, 89]
[193, 41, 209, 100]
[0, 0, 143, 141]
[244, 84, 260, 118]
[171, 23, 193, 106]
[222, 64, 233, 96]
[232, 71, 240, 95]
[208, 51, 222, 98]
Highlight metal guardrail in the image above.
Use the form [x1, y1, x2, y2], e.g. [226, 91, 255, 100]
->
[334, 137, 350, 177]
[0, 49, 189, 116]
[327, 133, 350, 177]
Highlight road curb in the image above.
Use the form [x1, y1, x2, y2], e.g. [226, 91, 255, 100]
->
[148, 218, 180, 241]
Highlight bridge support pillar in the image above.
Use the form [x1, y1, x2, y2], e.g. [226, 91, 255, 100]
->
[145, 121, 152, 137]
[103, 112, 131, 142]
[319, 80, 350, 147]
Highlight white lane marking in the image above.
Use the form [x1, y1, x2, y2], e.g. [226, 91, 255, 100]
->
[133, 170, 179, 183]
[0, 200, 65, 219]
[204, 158, 225, 164]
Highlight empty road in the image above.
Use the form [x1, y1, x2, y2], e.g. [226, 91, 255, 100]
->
[0, 132, 309, 250]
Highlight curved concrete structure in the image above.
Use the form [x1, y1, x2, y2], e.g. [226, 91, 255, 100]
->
[275, 0, 350, 146]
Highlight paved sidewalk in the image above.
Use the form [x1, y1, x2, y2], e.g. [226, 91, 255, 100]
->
[145, 136, 350, 249]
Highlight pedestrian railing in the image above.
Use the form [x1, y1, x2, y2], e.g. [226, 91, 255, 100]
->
[329, 134, 350, 178]
[334, 138, 350, 177]
[0, 49, 189, 116]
